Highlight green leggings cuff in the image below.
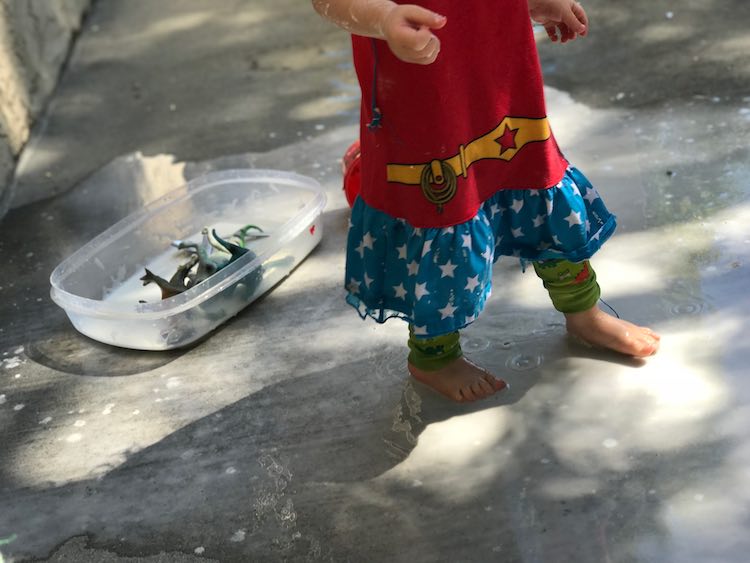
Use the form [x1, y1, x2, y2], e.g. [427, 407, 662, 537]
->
[407, 327, 463, 371]
[533, 259, 601, 314]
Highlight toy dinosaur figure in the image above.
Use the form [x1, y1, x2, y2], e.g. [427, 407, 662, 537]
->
[140, 268, 187, 299]
[142, 223, 265, 302]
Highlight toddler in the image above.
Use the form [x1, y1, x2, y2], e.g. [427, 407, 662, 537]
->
[312, 0, 660, 402]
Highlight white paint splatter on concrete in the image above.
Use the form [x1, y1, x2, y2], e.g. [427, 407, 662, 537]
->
[39, 417, 52, 424]
[225, 467, 237, 475]
[102, 403, 115, 415]
[194, 546, 205, 554]
[66, 433, 83, 443]
[132, 409, 140, 415]
[13, 404, 24, 411]
[73, 420, 86, 427]
[603, 438, 619, 449]
[0, 394, 5, 405]
[166, 377, 180, 389]
[2, 357, 22, 369]
[230, 529, 246, 542]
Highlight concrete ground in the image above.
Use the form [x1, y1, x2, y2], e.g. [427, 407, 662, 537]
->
[1, 0, 749, 561]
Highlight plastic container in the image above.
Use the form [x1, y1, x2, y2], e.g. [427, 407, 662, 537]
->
[50, 169, 326, 350]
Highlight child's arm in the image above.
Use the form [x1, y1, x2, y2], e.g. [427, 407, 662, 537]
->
[528, 0, 588, 43]
[311, 0, 446, 65]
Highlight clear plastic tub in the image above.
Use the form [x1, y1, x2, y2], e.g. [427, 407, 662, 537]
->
[50, 169, 326, 350]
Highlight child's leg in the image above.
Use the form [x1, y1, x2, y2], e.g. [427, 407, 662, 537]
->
[532, 259, 659, 357]
[407, 326, 507, 402]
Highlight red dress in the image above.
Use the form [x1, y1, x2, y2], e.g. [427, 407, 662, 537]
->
[352, 0, 568, 228]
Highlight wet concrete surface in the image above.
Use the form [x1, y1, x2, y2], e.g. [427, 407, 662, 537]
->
[1, 0, 749, 561]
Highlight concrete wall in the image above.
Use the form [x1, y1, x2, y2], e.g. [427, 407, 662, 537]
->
[0, 0, 90, 217]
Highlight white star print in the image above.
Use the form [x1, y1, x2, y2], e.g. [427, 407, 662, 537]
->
[363, 272, 374, 287]
[444, 226, 455, 235]
[439, 261, 457, 278]
[564, 210, 583, 227]
[465, 313, 476, 323]
[528, 189, 540, 197]
[481, 247, 492, 262]
[439, 302, 457, 319]
[397, 244, 407, 260]
[393, 283, 407, 299]
[465, 275, 480, 292]
[355, 240, 366, 258]
[570, 183, 581, 197]
[421, 241, 431, 257]
[415, 282, 430, 300]
[553, 235, 562, 246]
[511, 199, 524, 213]
[407, 260, 419, 276]
[585, 219, 591, 233]
[512, 227, 524, 238]
[462, 234, 472, 249]
[362, 231, 376, 250]
[583, 188, 599, 204]
[546, 198, 554, 216]
[489, 203, 500, 217]
[591, 230, 601, 241]
[532, 214, 545, 228]
[413, 325, 428, 336]
[347, 279, 361, 294]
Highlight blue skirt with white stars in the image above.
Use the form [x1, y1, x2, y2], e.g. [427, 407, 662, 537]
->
[344, 166, 616, 337]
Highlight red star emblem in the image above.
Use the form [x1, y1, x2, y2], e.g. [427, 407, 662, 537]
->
[495, 124, 519, 154]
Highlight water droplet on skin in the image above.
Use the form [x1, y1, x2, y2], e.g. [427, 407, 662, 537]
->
[506, 353, 543, 371]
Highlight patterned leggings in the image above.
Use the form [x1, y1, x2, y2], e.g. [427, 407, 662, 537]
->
[408, 259, 600, 370]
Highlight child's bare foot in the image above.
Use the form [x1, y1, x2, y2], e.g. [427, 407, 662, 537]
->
[408, 357, 508, 403]
[565, 305, 660, 357]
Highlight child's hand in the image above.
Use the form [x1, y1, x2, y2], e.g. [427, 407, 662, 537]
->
[528, 0, 588, 43]
[380, 5, 447, 65]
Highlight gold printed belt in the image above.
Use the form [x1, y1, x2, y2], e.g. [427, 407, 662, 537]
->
[386, 116, 552, 211]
